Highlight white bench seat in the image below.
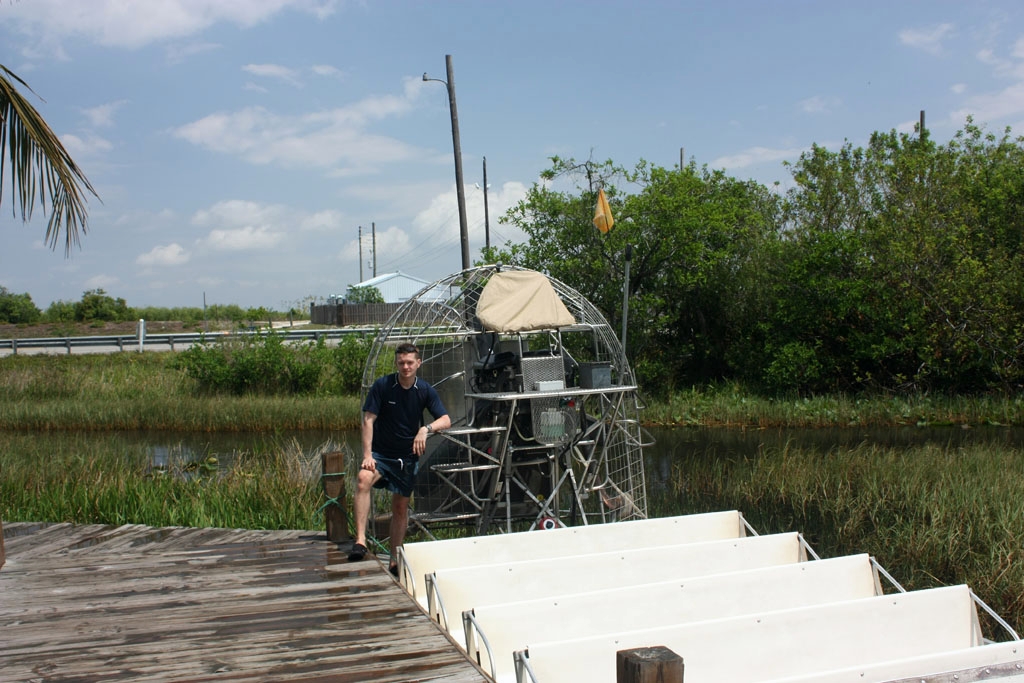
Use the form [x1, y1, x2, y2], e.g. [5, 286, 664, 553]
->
[467, 553, 880, 681]
[399, 510, 746, 599]
[763, 638, 1023, 683]
[428, 532, 806, 645]
[517, 584, 982, 683]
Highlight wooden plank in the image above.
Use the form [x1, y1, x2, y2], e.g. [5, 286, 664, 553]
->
[0, 522, 487, 682]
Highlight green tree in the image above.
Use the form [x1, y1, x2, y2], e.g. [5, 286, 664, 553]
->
[0, 286, 41, 324]
[74, 289, 131, 322]
[43, 300, 75, 323]
[1, 65, 99, 254]
[759, 120, 1024, 393]
[494, 157, 779, 393]
[345, 285, 385, 304]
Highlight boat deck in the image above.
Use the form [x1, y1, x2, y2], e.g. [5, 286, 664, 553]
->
[0, 521, 488, 682]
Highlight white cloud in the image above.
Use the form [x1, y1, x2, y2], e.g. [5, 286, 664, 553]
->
[173, 80, 426, 170]
[60, 133, 113, 157]
[899, 23, 955, 55]
[4, 0, 339, 50]
[136, 243, 190, 266]
[190, 199, 337, 251]
[951, 81, 1024, 124]
[799, 95, 841, 115]
[300, 210, 345, 231]
[311, 64, 341, 78]
[81, 100, 128, 127]
[243, 63, 302, 87]
[165, 41, 221, 63]
[84, 274, 120, 290]
[711, 146, 806, 170]
[951, 83, 967, 94]
[201, 226, 285, 251]
[192, 199, 290, 228]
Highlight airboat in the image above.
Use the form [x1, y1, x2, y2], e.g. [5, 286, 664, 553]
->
[360, 264, 649, 538]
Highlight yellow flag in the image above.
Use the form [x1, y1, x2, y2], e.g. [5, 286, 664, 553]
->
[593, 188, 614, 234]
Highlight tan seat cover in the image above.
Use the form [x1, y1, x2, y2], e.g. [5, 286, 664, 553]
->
[476, 271, 576, 332]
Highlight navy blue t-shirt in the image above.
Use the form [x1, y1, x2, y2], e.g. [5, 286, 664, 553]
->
[362, 373, 448, 459]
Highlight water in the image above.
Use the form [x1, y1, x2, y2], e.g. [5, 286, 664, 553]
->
[5, 424, 1021, 479]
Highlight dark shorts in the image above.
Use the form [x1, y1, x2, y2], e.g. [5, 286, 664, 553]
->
[372, 453, 419, 498]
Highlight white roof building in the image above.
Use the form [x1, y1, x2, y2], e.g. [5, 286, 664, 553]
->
[344, 271, 431, 303]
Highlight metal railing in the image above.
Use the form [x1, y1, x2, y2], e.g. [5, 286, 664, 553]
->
[0, 326, 381, 355]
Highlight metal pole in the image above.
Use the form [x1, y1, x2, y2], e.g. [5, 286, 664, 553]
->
[358, 225, 363, 282]
[483, 156, 490, 253]
[621, 244, 632, 382]
[445, 55, 470, 270]
[372, 222, 377, 277]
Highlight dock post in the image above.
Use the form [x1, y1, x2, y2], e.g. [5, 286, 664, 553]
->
[616, 646, 683, 683]
[321, 451, 351, 542]
[1, 518, 5, 569]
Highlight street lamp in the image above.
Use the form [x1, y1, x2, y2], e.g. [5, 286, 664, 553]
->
[475, 156, 491, 254]
[423, 55, 470, 270]
[482, 156, 490, 253]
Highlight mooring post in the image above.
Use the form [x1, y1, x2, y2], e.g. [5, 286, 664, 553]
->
[321, 451, 351, 542]
[616, 646, 683, 683]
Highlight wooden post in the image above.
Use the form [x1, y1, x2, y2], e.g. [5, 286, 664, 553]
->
[321, 451, 351, 542]
[617, 646, 683, 683]
[1, 518, 6, 569]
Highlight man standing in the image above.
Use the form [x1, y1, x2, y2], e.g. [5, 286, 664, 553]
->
[348, 342, 450, 575]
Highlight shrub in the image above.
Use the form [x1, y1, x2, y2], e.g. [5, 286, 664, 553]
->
[0, 287, 41, 324]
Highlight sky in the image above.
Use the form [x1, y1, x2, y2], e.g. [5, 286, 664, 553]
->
[2, 0, 1024, 312]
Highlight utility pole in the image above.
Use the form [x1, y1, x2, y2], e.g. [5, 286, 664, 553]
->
[358, 225, 363, 282]
[483, 156, 490, 253]
[424, 55, 470, 270]
[372, 222, 377, 277]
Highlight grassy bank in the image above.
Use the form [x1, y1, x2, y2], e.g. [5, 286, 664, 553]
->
[642, 383, 1024, 428]
[0, 352, 362, 431]
[654, 438, 1024, 637]
[1, 353, 1022, 430]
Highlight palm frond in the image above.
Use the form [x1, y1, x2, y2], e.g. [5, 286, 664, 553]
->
[0, 64, 99, 255]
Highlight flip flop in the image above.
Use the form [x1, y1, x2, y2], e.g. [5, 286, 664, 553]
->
[389, 563, 399, 577]
[347, 543, 367, 562]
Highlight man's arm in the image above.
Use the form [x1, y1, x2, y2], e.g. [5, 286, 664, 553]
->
[361, 411, 377, 471]
[413, 409, 451, 457]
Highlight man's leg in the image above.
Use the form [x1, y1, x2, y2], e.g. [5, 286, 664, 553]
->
[389, 493, 410, 564]
[351, 468, 379, 554]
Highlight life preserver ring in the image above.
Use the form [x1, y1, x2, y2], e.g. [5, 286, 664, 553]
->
[538, 517, 558, 530]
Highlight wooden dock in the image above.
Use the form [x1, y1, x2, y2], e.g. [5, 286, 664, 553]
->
[0, 522, 489, 682]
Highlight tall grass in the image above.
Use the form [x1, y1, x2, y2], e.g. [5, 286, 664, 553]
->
[643, 383, 1024, 427]
[0, 432, 341, 530]
[0, 353, 362, 430]
[653, 439, 1024, 636]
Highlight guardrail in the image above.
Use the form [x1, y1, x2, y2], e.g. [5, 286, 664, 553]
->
[0, 327, 381, 355]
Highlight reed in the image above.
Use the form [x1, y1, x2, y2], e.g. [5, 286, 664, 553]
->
[654, 439, 1024, 636]
[642, 383, 1024, 427]
[0, 432, 339, 530]
[0, 394, 362, 431]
